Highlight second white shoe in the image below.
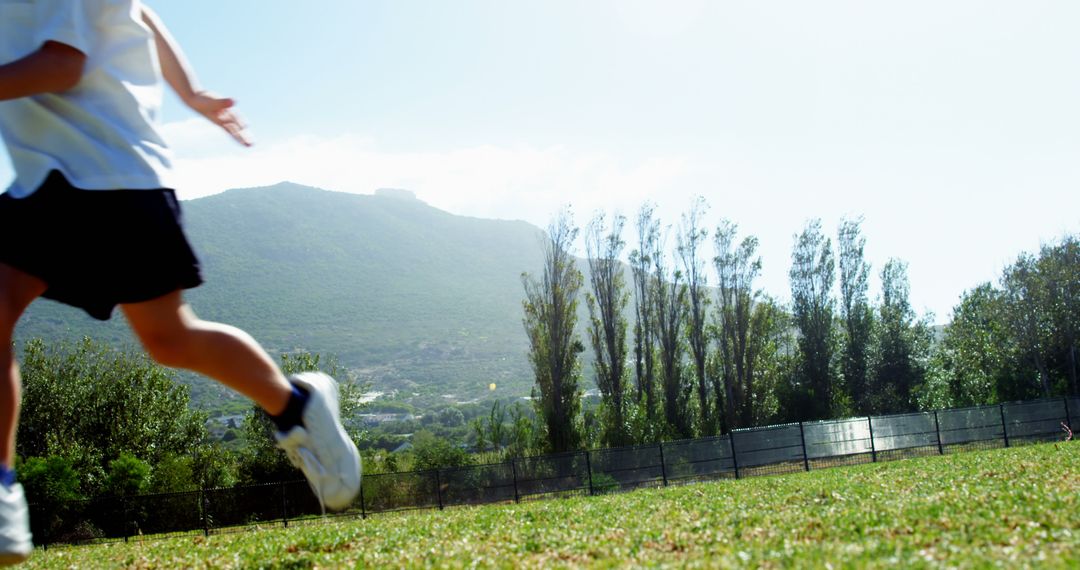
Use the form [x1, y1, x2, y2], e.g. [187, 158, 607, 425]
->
[0, 482, 32, 566]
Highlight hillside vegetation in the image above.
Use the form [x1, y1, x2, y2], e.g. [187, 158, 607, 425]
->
[24, 441, 1079, 568]
[15, 183, 547, 405]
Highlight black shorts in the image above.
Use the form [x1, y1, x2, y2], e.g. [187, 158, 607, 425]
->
[0, 171, 203, 320]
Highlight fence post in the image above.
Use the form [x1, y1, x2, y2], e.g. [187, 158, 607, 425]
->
[359, 478, 367, 519]
[729, 432, 740, 479]
[658, 442, 669, 486]
[799, 422, 810, 472]
[435, 470, 444, 510]
[1000, 403, 1010, 448]
[511, 459, 520, 503]
[933, 410, 944, 455]
[122, 496, 129, 543]
[867, 417, 877, 462]
[280, 481, 288, 528]
[1065, 396, 1073, 433]
[201, 489, 210, 537]
[40, 504, 49, 550]
[585, 451, 595, 496]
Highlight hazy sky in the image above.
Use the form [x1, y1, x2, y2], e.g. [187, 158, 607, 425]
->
[3, 0, 1078, 322]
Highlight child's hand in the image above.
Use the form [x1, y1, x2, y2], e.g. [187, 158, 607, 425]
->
[187, 92, 253, 147]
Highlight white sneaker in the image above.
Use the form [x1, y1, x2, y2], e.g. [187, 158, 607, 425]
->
[0, 483, 32, 565]
[275, 372, 361, 512]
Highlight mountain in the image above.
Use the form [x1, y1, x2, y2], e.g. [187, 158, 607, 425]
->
[14, 182, 549, 407]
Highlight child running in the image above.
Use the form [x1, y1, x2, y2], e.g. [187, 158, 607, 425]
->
[0, 1, 361, 563]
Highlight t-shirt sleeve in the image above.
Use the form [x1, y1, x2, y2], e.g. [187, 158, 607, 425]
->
[32, 0, 113, 55]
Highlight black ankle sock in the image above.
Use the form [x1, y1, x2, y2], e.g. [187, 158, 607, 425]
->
[270, 384, 310, 432]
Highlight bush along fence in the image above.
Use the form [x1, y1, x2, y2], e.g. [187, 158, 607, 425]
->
[31, 395, 1080, 547]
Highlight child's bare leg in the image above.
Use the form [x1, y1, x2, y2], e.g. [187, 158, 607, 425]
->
[121, 290, 291, 415]
[0, 265, 46, 467]
[124, 289, 360, 511]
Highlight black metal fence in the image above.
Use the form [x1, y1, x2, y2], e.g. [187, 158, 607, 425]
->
[32, 396, 1079, 547]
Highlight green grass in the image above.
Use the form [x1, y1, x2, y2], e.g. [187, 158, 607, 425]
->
[26, 442, 1079, 568]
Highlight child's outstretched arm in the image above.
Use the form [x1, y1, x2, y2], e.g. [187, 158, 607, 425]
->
[0, 41, 86, 101]
[141, 6, 252, 147]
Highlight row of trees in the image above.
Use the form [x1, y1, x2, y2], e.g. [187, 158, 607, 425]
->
[522, 203, 1079, 453]
[924, 236, 1080, 408]
[15, 335, 531, 515]
[17, 338, 230, 528]
[15, 340, 370, 524]
[15, 220, 1078, 507]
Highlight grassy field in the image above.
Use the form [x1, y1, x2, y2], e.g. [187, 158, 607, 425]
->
[26, 441, 1078, 569]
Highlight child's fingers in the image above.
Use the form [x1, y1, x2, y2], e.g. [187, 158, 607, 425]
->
[217, 110, 252, 146]
[227, 125, 253, 147]
[190, 92, 251, 146]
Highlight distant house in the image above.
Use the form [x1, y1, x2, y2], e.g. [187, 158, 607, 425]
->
[205, 413, 248, 440]
[392, 441, 414, 454]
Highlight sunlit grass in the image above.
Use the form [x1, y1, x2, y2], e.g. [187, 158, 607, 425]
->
[27, 441, 1079, 569]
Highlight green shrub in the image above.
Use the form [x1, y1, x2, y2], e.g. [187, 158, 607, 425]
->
[19, 455, 82, 505]
[411, 431, 471, 472]
[105, 453, 151, 497]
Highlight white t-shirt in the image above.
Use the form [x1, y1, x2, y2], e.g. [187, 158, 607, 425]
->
[0, 0, 172, 197]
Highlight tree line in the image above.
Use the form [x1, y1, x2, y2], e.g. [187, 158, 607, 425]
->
[15, 335, 535, 523]
[522, 202, 1080, 453]
[12, 213, 1078, 515]
[13, 340, 367, 534]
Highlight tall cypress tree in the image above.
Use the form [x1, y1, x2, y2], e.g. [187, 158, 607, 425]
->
[522, 211, 584, 453]
[837, 217, 873, 414]
[789, 219, 837, 420]
[678, 198, 712, 434]
[585, 211, 631, 446]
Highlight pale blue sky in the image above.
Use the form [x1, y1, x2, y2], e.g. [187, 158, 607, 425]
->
[3, 0, 1079, 322]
